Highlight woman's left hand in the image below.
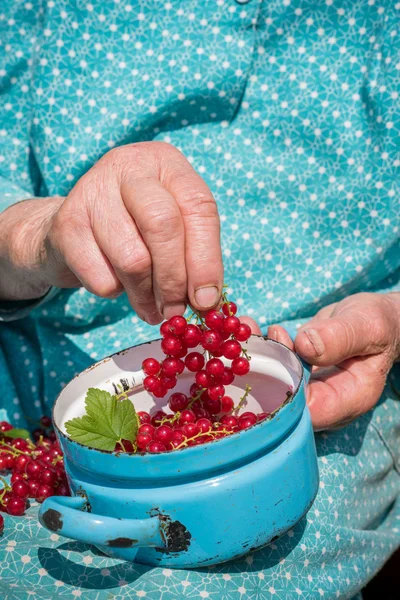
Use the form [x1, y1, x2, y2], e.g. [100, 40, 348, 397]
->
[242, 292, 400, 431]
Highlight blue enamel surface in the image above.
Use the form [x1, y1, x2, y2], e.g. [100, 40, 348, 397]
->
[39, 360, 319, 568]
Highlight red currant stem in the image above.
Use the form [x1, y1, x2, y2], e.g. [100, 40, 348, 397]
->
[187, 388, 206, 410]
[159, 412, 180, 426]
[241, 348, 252, 361]
[174, 427, 235, 450]
[116, 439, 127, 453]
[0, 477, 11, 501]
[233, 384, 252, 415]
[221, 289, 233, 316]
[0, 440, 26, 456]
[186, 311, 196, 323]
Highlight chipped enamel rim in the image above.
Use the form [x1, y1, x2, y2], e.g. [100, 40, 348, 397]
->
[52, 335, 307, 459]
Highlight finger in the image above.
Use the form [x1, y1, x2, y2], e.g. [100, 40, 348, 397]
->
[120, 177, 187, 321]
[267, 325, 295, 351]
[306, 303, 337, 324]
[307, 353, 391, 431]
[295, 303, 393, 367]
[239, 316, 262, 335]
[48, 208, 123, 298]
[160, 146, 223, 311]
[91, 193, 161, 324]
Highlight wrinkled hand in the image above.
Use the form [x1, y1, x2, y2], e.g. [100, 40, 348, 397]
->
[2, 142, 223, 323]
[242, 293, 400, 431]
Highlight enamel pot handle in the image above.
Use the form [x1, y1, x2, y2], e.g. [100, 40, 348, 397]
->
[38, 496, 169, 550]
[282, 323, 312, 384]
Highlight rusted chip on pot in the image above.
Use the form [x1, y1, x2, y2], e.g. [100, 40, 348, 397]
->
[158, 517, 191, 553]
[40, 508, 63, 532]
[106, 537, 138, 548]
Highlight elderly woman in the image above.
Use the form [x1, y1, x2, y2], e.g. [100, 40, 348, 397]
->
[0, 0, 399, 598]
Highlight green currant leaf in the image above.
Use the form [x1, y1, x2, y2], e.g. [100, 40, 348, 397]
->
[65, 388, 138, 451]
[0, 428, 31, 440]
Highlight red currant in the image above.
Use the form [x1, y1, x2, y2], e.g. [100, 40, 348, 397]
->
[220, 414, 239, 430]
[147, 441, 167, 453]
[239, 412, 257, 429]
[195, 370, 211, 388]
[10, 472, 25, 485]
[0, 421, 13, 432]
[154, 425, 173, 444]
[40, 416, 52, 428]
[168, 315, 187, 336]
[221, 395, 234, 413]
[152, 382, 168, 398]
[162, 357, 185, 376]
[205, 358, 224, 379]
[202, 330, 222, 353]
[185, 352, 205, 372]
[190, 382, 204, 397]
[182, 423, 200, 438]
[15, 455, 29, 473]
[12, 438, 29, 451]
[257, 412, 270, 421]
[138, 411, 151, 424]
[26, 461, 42, 480]
[12, 480, 30, 499]
[183, 324, 202, 348]
[35, 484, 54, 503]
[0, 491, 12, 511]
[4, 454, 15, 470]
[178, 410, 196, 425]
[168, 393, 189, 412]
[160, 321, 170, 337]
[236, 323, 252, 342]
[171, 429, 185, 444]
[161, 335, 183, 357]
[143, 375, 159, 393]
[192, 405, 209, 419]
[162, 375, 177, 390]
[223, 316, 240, 334]
[175, 344, 188, 359]
[0, 455, 9, 472]
[28, 480, 40, 497]
[221, 339, 242, 359]
[40, 469, 57, 486]
[56, 482, 70, 496]
[203, 397, 221, 415]
[231, 356, 250, 376]
[222, 302, 237, 316]
[136, 432, 153, 450]
[151, 411, 167, 426]
[208, 385, 225, 401]
[142, 357, 161, 376]
[6, 495, 26, 516]
[205, 310, 225, 331]
[221, 367, 235, 385]
[196, 418, 212, 433]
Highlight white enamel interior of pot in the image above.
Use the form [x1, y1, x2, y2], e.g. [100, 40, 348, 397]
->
[54, 336, 303, 432]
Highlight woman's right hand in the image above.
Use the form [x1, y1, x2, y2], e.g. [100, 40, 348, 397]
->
[0, 142, 223, 323]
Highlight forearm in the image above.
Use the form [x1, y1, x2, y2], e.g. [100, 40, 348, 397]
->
[0, 196, 62, 301]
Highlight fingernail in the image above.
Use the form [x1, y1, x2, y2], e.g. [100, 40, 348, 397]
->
[194, 286, 219, 309]
[163, 303, 186, 320]
[302, 329, 325, 356]
[268, 327, 279, 341]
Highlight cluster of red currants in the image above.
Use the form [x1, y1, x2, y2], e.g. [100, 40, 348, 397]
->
[0, 417, 69, 533]
[136, 301, 268, 453]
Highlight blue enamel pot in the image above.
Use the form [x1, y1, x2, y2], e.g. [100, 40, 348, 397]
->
[38, 332, 319, 568]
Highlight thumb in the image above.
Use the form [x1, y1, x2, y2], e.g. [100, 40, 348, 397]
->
[295, 305, 393, 367]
